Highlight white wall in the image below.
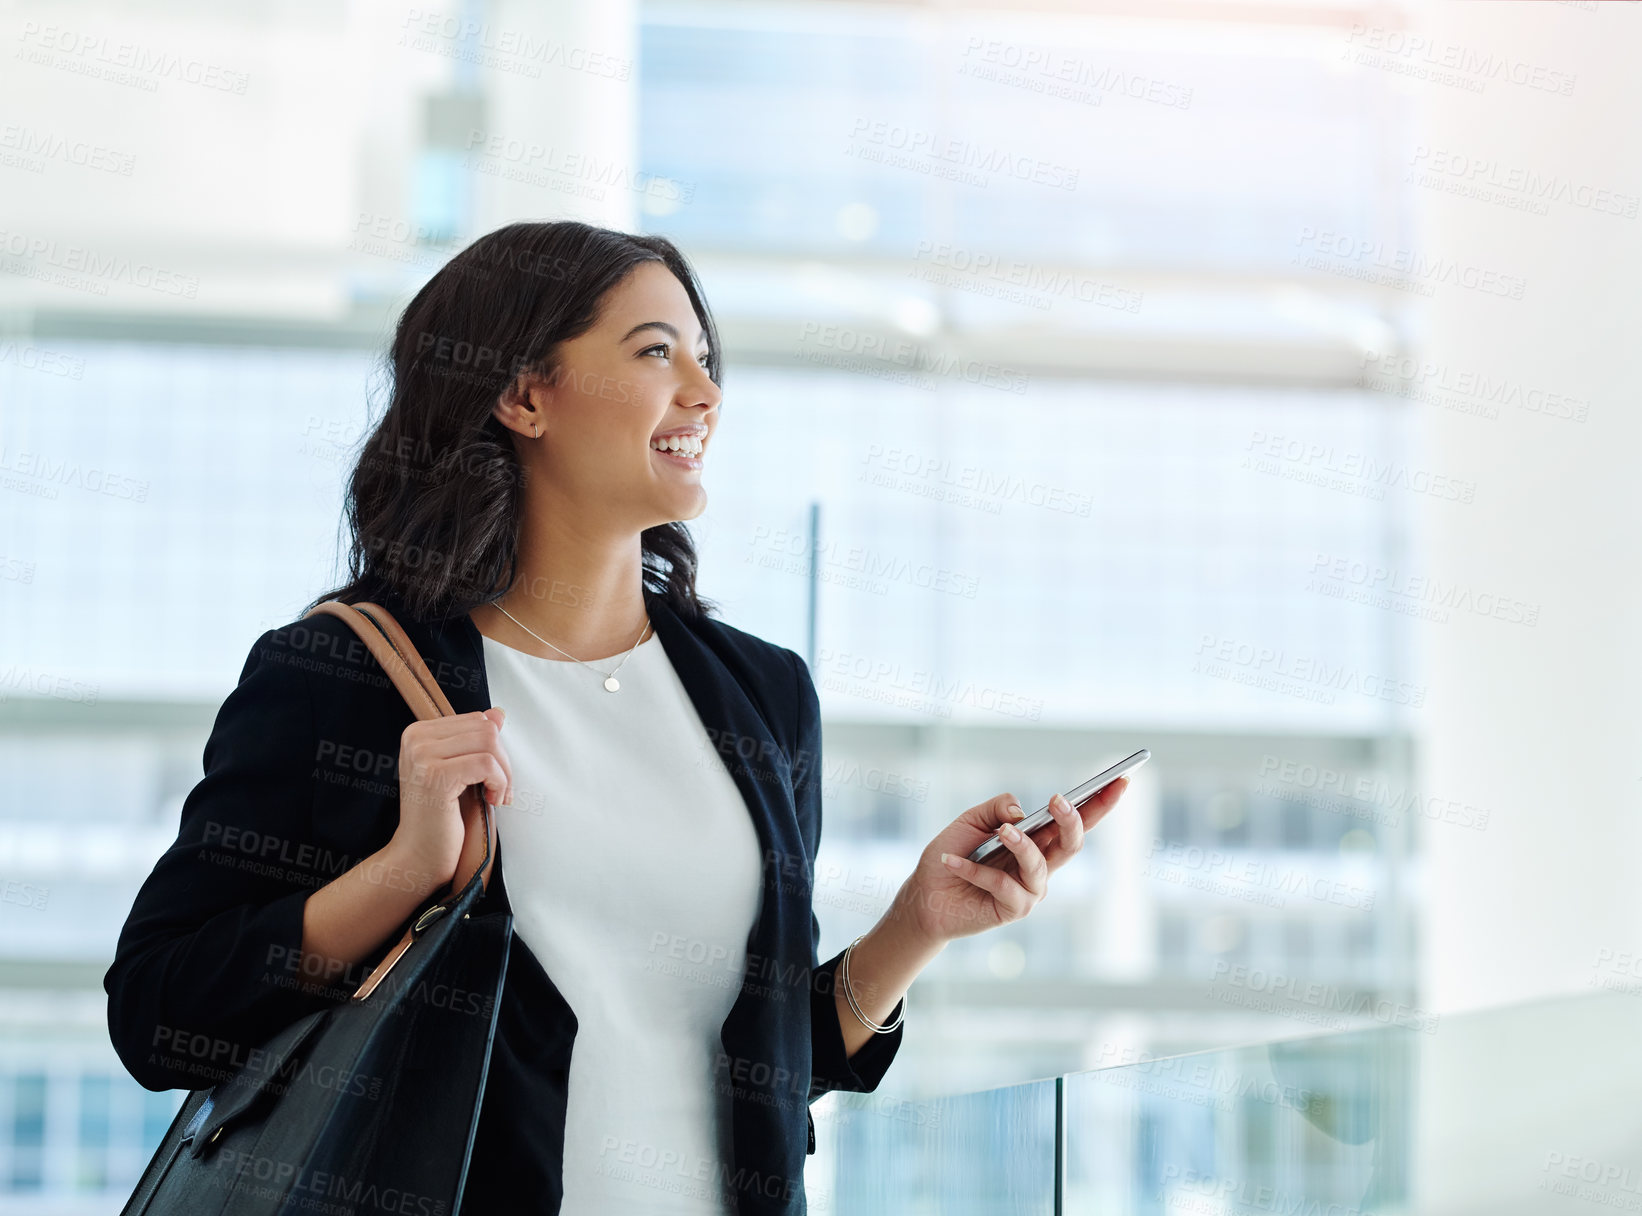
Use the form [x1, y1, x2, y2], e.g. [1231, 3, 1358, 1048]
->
[1411, 0, 1642, 1014]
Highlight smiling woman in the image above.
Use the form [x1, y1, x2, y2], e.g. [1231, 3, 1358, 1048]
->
[104, 219, 1125, 1216]
[319, 221, 726, 634]
[470, 255, 725, 656]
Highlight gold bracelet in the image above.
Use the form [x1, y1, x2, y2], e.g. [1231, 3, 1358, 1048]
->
[839, 933, 905, 1033]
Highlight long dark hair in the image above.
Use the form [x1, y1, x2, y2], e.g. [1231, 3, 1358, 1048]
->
[308, 220, 720, 623]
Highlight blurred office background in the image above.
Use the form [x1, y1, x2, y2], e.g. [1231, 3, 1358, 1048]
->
[1, 0, 1639, 1211]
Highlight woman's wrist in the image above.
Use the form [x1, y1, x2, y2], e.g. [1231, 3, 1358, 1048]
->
[846, 899, 946, 1009]
[883, 876, 952, 956]
[377, 832, 457, 901]
[830, 896, 944, 1055]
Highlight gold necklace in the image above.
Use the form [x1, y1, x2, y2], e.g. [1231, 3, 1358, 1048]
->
[492, 603, 651, 693]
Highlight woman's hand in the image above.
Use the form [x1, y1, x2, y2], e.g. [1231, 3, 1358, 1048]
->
[892, 779, 1130, 945]
[392, 706, 513, 886]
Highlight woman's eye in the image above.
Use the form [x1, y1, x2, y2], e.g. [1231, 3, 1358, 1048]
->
[640, 344, 712, 367]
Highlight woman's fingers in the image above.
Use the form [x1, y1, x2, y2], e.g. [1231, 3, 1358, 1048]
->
[931, 777, 1134, 933]
[940, 851, 1034, 919]
[993, 816, 1050, 897]
[1042, 792, 1085, 869]
[481, 709, 512, 804]
[1082, 776, 1128, 822]
[959, 792, 1025, 834]
[411, 711, 514, 805]
[443, 752, 510, 811]
[416, 722, 502, 758]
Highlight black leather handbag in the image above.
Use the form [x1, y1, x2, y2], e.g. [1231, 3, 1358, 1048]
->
[120, 600, 514, 1216]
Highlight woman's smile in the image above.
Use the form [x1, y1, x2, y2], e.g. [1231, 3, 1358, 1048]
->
[649, 423, 709, 471]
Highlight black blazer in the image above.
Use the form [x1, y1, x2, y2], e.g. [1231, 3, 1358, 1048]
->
[104, 584, 904, 1215]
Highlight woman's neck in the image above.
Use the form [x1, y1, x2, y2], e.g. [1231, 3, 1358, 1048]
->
[471, 530, 651, 663]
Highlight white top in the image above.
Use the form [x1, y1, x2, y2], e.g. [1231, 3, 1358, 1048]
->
[480, 627, 765, 1215]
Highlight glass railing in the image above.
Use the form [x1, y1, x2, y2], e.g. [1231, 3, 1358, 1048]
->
[810, 989, 1642, 1214]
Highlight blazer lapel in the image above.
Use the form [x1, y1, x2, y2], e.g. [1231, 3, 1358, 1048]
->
[643, 591, 813, 1195]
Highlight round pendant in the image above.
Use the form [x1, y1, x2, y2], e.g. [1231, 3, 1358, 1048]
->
[603, 676, 621, 692]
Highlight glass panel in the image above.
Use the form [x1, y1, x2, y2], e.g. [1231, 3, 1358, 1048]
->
[808, 1076, 1056, 1215]
[77, 1073, 111, 1190]
[1065, 990, 1642, 1215]
[10, 1072, 47, 1191]
[140, 1088, 183, 1153]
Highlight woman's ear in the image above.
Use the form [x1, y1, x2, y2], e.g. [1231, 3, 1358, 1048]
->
[494, 370, 550, 439]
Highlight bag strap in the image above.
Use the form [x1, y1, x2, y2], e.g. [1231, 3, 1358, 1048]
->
[302, 599, 497, 1001]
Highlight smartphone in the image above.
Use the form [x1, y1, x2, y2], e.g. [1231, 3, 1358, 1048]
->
[966, 749, 1151, 864]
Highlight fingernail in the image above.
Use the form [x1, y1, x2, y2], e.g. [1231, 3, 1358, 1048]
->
[941, 852, 960, 868]
[1001, 823, 1020, 842]
[1008, 803, 1023, 818]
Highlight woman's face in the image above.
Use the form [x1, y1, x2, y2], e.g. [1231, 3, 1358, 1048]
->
[505, 260, 721, 532]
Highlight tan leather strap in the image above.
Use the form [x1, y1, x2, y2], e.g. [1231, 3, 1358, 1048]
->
[352, 602, 457, 715]
[349, 602, 496, 900]
[302, 599, 497, 1001]
[307, 601, 444, 717]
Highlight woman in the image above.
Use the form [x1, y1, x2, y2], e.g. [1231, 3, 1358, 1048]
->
[104, 220, 1130, 1215]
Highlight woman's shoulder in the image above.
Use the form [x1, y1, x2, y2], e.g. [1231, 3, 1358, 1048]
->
[244, 606, 391, 686]
[677, 605, 807, 688]
[223, 609, 357, 692]
[234, 600, 471, 721]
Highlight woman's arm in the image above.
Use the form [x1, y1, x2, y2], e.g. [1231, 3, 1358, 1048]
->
[789, 646, 1131, 1092]
[788, 651, 921, 1099]
[106, 622, 515, 1092]
[105, 625, 346, 1090]
[295, 838, 447, 986]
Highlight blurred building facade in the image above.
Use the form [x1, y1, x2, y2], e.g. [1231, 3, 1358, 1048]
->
[8, 0, 1636, 1210]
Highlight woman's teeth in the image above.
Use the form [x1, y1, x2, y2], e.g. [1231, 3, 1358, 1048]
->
[651, 434, 704, 457]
